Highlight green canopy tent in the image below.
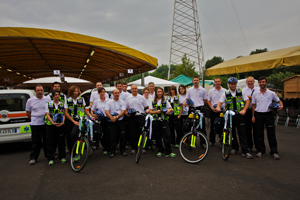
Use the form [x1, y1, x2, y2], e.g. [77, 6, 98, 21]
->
[171, 75, 214, 86]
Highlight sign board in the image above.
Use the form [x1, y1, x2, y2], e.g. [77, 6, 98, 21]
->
[53, 70, 60, 75]
[119, 73, 124, 77]
[127, 69, 133, 74]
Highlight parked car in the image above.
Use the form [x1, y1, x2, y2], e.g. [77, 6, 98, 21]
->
[81, 86, 145, 107]
[0, 89, 35, 143]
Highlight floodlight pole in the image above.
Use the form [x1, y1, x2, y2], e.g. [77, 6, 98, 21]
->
[168, 0, 205, 87]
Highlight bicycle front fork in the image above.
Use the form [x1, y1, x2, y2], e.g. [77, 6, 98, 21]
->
[138, 134, 148, 148]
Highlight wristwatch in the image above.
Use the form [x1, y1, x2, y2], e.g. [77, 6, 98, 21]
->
[116, 115, 119, 119]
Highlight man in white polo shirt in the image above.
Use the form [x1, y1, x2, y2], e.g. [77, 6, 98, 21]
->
[89, 82, 109, 108]
[207, 77, 226, 146]
[26, 84, 49, 165]
[242, 76, 260, 151]
[183, 75, 208, 144]
[252, 76, 283, 160]
[110, 82, 130, 101]
[148, 82, 155, 99]
[125, 84, 149, 154]
[105, 89, 127, 158]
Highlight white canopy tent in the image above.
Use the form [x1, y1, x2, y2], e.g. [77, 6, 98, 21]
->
[16, 76, 93, 92]
[128, 76, 180, 89]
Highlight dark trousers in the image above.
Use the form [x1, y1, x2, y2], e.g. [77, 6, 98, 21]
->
[30, 125, 47, 160]
[231, 115, 250, 154]
[153, 120, 172, 155]
[100, 119, 110, 152]
[254, 111, 278, 155]
[109, 120, 126, 154]
[129, 115, 145, 151]
[46, 125, 66, 160]
[245, 109, 256, 149]
[65, 119, 79, 152]
[209, 110, 220, 144]
[169, 115, 183, 145]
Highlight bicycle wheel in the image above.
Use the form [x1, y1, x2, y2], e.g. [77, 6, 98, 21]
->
[135, 131, 146, 163]
[179, 131, 209, 164]
[221, 128, 232, 161]
[70, 137, 90, 172]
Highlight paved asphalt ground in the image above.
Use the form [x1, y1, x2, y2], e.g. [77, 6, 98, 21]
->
[0, 124, 299, 200]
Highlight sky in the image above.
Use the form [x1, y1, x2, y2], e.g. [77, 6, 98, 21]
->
[1, 0, 299, 67]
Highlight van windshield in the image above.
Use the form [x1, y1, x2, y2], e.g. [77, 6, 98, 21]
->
[0, 93, 30, 112]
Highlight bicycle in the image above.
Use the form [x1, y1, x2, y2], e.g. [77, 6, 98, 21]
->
[221, 110, 237, 161]
[70, 116, 100, 172]
[135, 112, 153, 163]
[179, 107, 209, 164]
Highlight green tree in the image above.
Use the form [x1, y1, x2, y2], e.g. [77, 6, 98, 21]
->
[151, 64, 177, 80]
[170, 54, 198, 79]
[267, 71, 295, 96]
[250, 48, 268, 55]
[205, 56, 224, 69]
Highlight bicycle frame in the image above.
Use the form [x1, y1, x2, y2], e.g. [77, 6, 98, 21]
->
[188, 108, 204, 147]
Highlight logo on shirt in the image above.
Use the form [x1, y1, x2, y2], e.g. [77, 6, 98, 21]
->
[268, 97, 270, 100]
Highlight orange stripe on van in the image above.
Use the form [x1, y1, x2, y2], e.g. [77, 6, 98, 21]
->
[0, 113, 28, 119]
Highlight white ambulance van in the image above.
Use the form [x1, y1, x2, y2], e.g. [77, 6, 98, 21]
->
[0, 89, 35, 143]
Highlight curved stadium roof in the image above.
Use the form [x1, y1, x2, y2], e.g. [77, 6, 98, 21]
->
[0, 27, 157, 86]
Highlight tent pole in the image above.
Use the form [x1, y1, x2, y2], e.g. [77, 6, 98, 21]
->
[141, 73, 144, 86]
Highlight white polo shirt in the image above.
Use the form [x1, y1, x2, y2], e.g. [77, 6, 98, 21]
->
[242, 86, 260, 109]
[144, 97, 153, 110]
[219, 89, 249, 103]
[26, 96, 48, 125]
[148, 91, 155, 100]
[208, 87, 226, 107]
[64, 97, 86, 109]
[110, 90, 130, 101]
[45, 101, 63, 113]
[252, 89, 280, 113]
[179, 94, 189, 116]
[45, 93, 67, 108]
[125, 94, 149, 114]
[90, 91, 109, 103]
[105, 99, 125, 121]
[91, 98, 110, 117]
[186, 85, 207, 107]
[154, 99, 171, 109]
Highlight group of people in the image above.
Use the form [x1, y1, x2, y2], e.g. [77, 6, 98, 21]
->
[25, 75, 283, 166]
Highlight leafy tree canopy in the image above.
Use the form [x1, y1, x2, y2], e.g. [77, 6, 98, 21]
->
[171, 54, 198, 79]
[205, 56, 224, 69]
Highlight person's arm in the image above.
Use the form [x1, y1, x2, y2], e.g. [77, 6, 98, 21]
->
[46, 112, 56, 126]
[252, 104, 256, 123]
[278, 100, 284, 111]
[26, 111, 31, 121]
[240, 99, 250, 116]
[84, 107, 92, 118]
[216, 93, 225, 112]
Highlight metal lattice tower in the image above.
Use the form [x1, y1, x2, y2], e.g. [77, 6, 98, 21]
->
[168, 0, 204, 82]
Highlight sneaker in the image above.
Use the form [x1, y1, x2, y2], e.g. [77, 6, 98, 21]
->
[131, 150, 136, 154]
[256, 152, 264, 158]
[61, 158, 67, 163]
[272, 153, 280, 160]
[242, 153, 253, 159]
[109, 154, 115, 158]
[142, 149, 146, 154]
[73, 155, 80, 162]
[156, 152, 163, 157]
[29, 159, 36, 165]
[165, 153, 176, 158]
[122, 152, 128, 156]
[230, 150, 239, 155]
[48, 160, 54, 166]
[103, 151, 108, 156]
[175, 144, 179, 148]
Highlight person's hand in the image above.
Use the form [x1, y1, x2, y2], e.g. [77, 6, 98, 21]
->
[216, 107, 221, 112]
[52, 122, 58, 126]
[125, 112, 130, 117]
[278, 105, 283, 111]
[239, 110, 246, 116]
[177, 114, 181, 119]
[183, 102, 188, 107]
[111, 116, 117, 123]
[156, 110, 161, 114]
[252, 116, 255, 123]
[247, 95, 252, 100]
[56, 123, 64, 127]
[145, 110, 150, 114]
[74, 121, 79, 126]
